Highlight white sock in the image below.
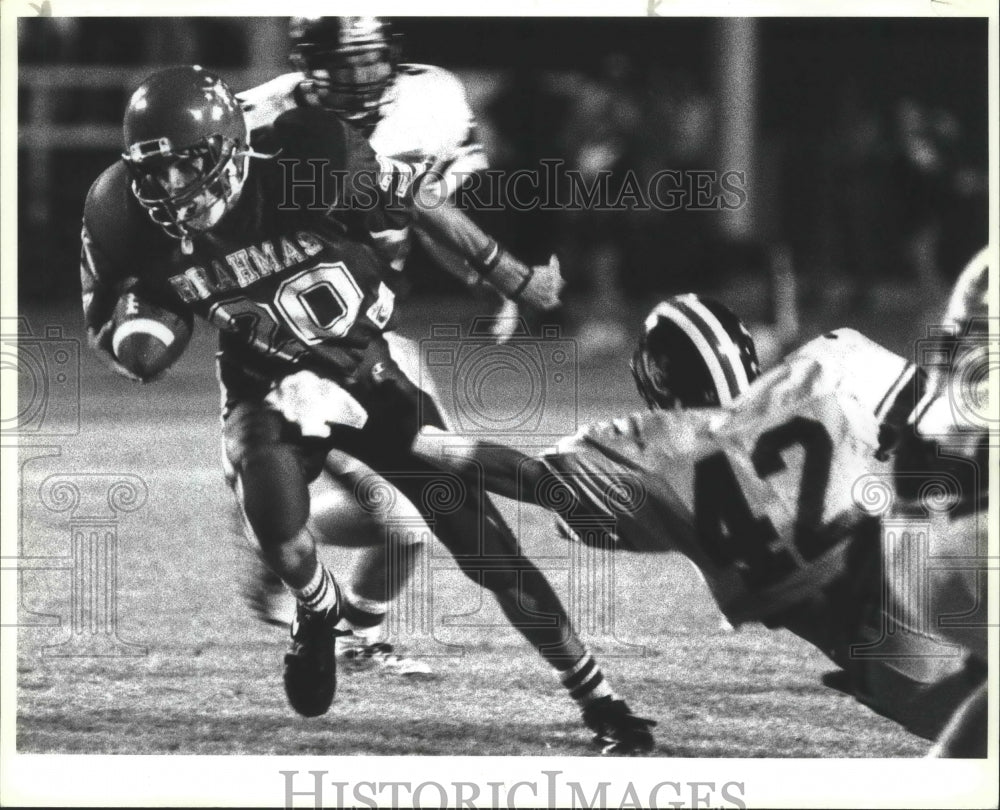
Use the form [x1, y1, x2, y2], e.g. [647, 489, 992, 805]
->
[291, 564, 338, 615]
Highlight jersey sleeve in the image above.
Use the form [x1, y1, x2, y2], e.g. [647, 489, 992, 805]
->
[80, 163, 192, 381]
[80, 166, 144, 379]
[238, 72, 303, 133]
[378, 64, 488, 195]
[415, 65, 488, 195]
[270, 106, 420, 271]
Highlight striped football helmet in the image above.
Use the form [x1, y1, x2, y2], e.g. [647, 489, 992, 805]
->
[631, 294, 760, 410]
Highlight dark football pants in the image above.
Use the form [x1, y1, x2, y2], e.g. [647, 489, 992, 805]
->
[219, 352, 575, 650]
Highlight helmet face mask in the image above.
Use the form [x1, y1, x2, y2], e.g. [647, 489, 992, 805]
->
[122, 66, 250, 241]
[631, 346, 676, 410]
[126, 135, 247, 238]
[289, 16, 397, 129]
[632, 294, 760, 411]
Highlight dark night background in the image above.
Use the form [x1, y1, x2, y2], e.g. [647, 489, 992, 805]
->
[18, 17, 988, 317]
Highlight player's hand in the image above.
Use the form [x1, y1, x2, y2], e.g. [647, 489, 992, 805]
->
[517, 254, 564, 312]
[491, 298, 522, 343]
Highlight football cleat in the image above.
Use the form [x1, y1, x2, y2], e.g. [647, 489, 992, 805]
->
[336, 632, 433, 677]
[581, 697, 657, 756]
[283, 599, 348, 717]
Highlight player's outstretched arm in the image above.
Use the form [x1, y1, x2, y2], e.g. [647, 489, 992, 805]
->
[412, 427, 550, 504]
[409, 194, 564, 311]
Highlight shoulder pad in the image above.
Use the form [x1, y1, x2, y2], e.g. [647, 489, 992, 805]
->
[788, 329, 909, 419]
[801, 328, 883, 363]
[83, 161, 151, 261]
[394, 63, 470, 109]
[238, 72, 304, 133]
[271, 105, 352, 165]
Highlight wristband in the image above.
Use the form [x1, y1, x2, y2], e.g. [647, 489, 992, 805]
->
[510, 266, 535, 301]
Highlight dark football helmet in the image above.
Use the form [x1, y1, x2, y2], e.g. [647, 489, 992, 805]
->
[288, 16, 398, 130]
[122, 65, 250, 240]
[631, 294, 760, 409]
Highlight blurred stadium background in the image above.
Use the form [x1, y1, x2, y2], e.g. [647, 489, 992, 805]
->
[18, 17, 988, 342]
[11, 16, 989, 760]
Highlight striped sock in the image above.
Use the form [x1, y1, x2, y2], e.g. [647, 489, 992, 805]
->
[558, 651, 615, 707]
[291, 564, 339, 615]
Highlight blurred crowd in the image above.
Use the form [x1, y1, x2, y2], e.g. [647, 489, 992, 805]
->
[18, 18, 988, 339]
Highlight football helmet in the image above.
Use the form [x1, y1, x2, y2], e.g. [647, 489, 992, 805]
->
[288, 16, 398, 130]
[122, 65, 250, 240]
[631, 294, 760, 409]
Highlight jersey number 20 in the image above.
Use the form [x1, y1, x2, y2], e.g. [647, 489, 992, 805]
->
[208, 262, 363, 359]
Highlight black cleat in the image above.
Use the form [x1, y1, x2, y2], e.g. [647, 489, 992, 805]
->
[581, 697, 657, 755]
[283, 598, 347, 717]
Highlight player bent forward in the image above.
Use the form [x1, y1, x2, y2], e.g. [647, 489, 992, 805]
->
[413, 292, 988, 755]
[238, 16, 561, 664]
[80, 65, 655, 753]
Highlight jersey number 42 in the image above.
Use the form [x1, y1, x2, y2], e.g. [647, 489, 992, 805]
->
[694, 416, 837, 589]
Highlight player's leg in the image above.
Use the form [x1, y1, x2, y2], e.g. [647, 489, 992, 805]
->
[378, 452, 655, 753]
[310, 333, 435, 671]
[220, 369, 344, 717]
[343, 368, 656, 753]
[928, 678, 987, 758]
[314, 459, 433, 675]
[242, 453, 395, 629]
[336, 334, 435, 633]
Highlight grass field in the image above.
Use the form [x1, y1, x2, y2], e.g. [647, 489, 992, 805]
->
[12, 293, 937, 758]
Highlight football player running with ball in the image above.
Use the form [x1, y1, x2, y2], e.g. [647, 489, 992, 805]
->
[79, 65, 655, 754]
[413, 292, 988, 754]
[238, 17, 559, 673]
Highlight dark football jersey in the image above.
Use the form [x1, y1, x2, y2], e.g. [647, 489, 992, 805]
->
[80, 108, 416, 387]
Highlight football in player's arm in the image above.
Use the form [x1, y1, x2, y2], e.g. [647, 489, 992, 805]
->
[79, 65, 655, 755]
[412, 295, 988, 755]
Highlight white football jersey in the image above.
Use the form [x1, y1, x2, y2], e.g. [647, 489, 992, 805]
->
[239, 65, 487, 277]
[239, 64, 486, 190]
[547, 329, 916, 625]
[369, 64, 487, 187]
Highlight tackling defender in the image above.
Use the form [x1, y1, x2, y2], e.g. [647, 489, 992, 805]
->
[80, 65, 655, 754]
[413, 290, 988, 753]
[238, 17, 551, 669]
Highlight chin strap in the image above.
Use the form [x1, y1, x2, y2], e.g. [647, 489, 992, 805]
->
[238, 145, 281, 162]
